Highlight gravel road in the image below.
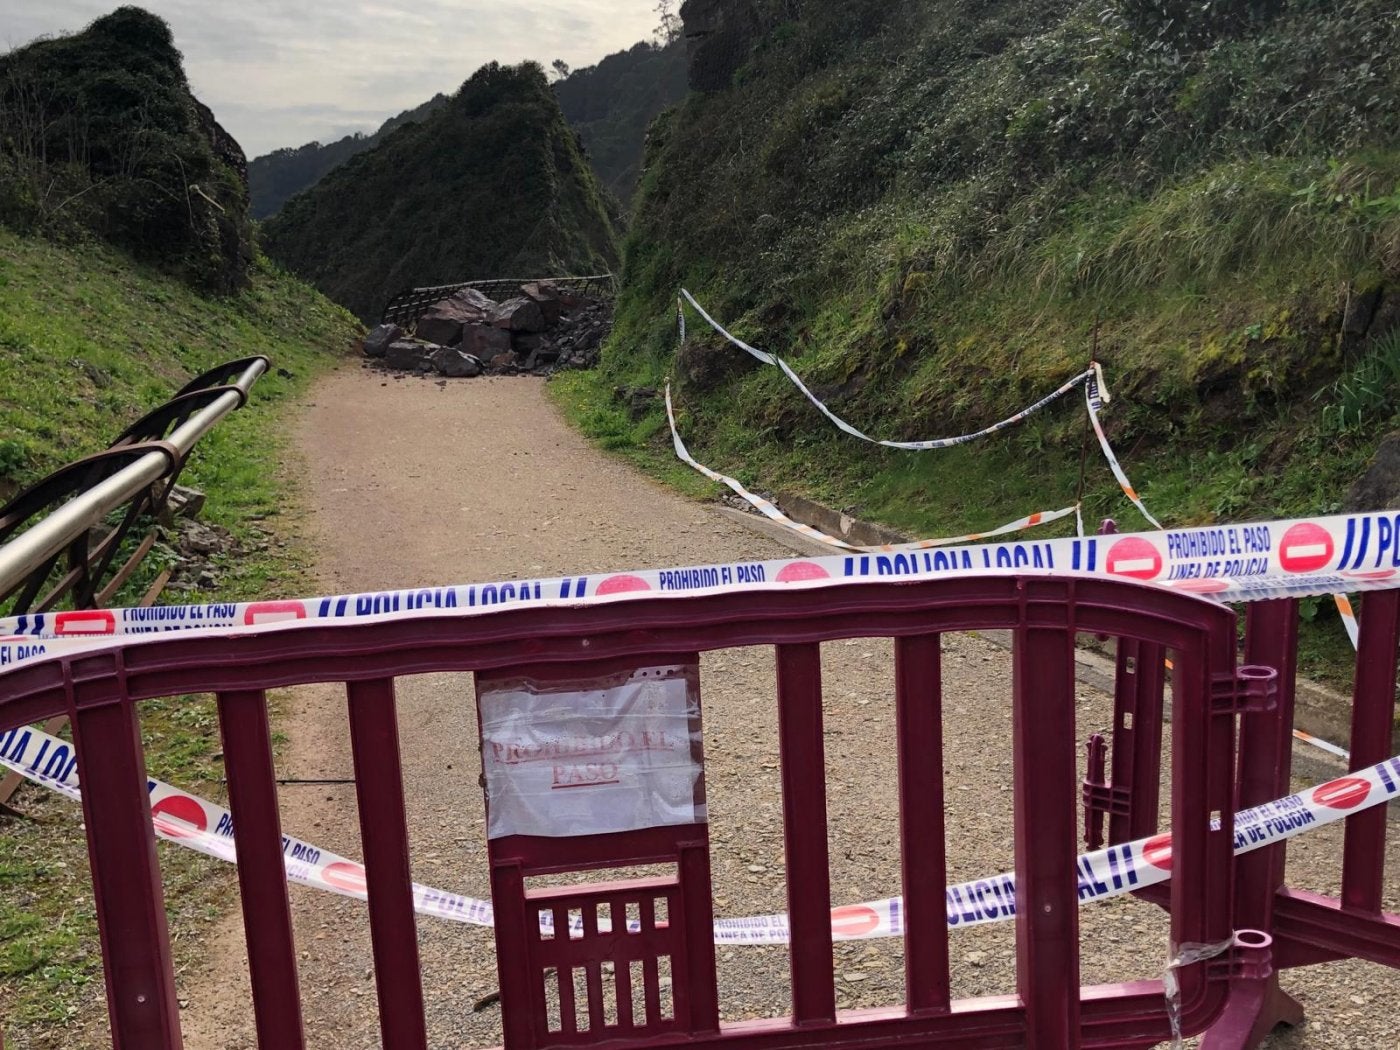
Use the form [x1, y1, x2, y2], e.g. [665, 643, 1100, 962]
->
[176, 368, 1398, 1050]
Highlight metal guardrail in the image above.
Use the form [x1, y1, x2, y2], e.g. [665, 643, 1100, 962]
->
[0, 356, 268, 810]
[380, 274, 616, 329]
[0, 356, 268, 609]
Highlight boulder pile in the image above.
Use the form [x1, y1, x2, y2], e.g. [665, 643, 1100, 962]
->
[362, 282, 611, 378]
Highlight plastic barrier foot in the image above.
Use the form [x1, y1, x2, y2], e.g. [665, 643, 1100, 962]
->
[1199, 932, 1303, 1050]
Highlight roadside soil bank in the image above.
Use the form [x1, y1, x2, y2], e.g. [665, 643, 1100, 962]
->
[176, 368, 1397, 1050]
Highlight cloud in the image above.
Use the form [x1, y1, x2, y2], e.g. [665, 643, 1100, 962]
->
[3, 1, 661, 156]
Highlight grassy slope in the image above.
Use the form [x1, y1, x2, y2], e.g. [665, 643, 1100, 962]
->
[0, 226, 360, 1047]
[562, 0, 1400, 686]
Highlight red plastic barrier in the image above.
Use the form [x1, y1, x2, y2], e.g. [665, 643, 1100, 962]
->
[1083, 592, 1400, 1048]
[0, 575, 1258, 1049]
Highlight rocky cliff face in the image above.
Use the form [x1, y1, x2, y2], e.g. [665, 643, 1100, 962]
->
[680, 0, 764, 92]
[0, 7, 254, 292]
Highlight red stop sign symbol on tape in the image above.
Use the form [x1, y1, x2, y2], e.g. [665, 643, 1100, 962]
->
[1107, 538, 1163, 581]
[53, 610, 117, 635]
[244, 601, 307, 626]
[777, 561, 830, 582]
[322, 861, 369, 895]
[830, 904, 881, 939]
[596, 574, 652, 595]
[1279, 523, 1334, 574]
[151, 794, 208, 840]
[1312, 777, 1371, 810]
[1142, 833, 1173, 872]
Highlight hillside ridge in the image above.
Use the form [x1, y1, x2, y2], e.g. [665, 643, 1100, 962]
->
[261, 61, 621, 322]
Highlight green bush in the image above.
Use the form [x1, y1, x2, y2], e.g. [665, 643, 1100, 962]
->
[0, 7, 254, 292]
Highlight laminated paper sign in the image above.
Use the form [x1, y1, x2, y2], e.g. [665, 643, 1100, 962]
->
[478, 664, 705, 840]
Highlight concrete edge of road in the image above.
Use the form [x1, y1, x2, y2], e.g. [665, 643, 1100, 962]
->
[711, 505, 1368, 791]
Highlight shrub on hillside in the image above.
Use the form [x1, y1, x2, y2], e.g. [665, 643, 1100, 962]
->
[0, 6, 253, 293]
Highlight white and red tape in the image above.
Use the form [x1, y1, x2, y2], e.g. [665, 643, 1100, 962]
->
[0, 723, 1395, 943]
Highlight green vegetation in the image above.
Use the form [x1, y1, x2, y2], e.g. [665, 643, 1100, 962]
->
[0, 7, 254, 293]
[563, 0, 1400, 681]
[249, 41, 685, 222]
[262, 61, 621, 322]
[553, 40, 689, 206]
[247, 94, 449, 219]
[0, 225, 359, 1046]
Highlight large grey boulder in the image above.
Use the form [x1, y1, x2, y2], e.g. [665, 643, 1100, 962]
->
[489, 297, 548, 333]
[520, 282, 563, 326]
[449, 287, 497, 313]
[362, 323, 401, 357]
[383, 340, 437, 371]
[417, 301, 484, 346]
[462, 324, 513, 359]
[431, 347, 483, 378]
[1345, 431, 1400, 511]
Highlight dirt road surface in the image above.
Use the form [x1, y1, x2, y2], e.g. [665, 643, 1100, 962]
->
[177, 368, 1398, 1050]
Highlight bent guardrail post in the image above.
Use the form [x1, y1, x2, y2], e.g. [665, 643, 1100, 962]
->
[0, 356, 267, 808]
[0, 357, 267, 602]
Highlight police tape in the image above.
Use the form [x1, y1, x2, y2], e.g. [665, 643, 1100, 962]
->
[665, 383, 1080, 553]
[0, 723, 498, 929]
[682, 292, 1176, 537]
[1085, 372, 1160, 530]
[680, 289, 1101, 451]
[1334, 592, 1361, 647]
[713, 752, 1400, 943]
[2, 722, 1395, 945]
[9, 513, 1400, 661]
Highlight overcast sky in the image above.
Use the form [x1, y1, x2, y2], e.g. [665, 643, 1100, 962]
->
[2, 2, 662, 158]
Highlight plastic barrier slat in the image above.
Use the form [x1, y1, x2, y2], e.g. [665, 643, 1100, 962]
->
[1238, 601, 1295, 900]
[893, 633, 950, 1013]
[217, 688, 306, 1049]
[1201, 601, 1305, 1045]
[1110, 639, 1166, 846]
[490, 859, 533, 1048]
[680, 842, 720, 1032]
[1180, 635, 1240, 1017]
[775, 642, 836, 1025]
[346, 678, 429, 1050]
[1014, 625, 1080, 1047]
[1272, 889, 1400, 969]
[69, 673, 183, 1050]
[1342, 589, 1399, 913]
[1235, 601, 1298, 931]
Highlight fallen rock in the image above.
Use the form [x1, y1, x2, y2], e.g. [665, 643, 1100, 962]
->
[523, 346, 561, 370]
[462, 324, 513, 359]
[384, 339, 438, 371]
[1344, 431, 1400, 511]
[520, 282, 562, 326]
[416, 298, 491, 346]
[448, 287, 497, 313]
[156, 483, 206, 525]
[545, 282, 587, 309]
[362, 323, 401, 357]
[490, 297, 548, 333]
[617, 386, 658, 421]
[431, 347, 483, 378]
